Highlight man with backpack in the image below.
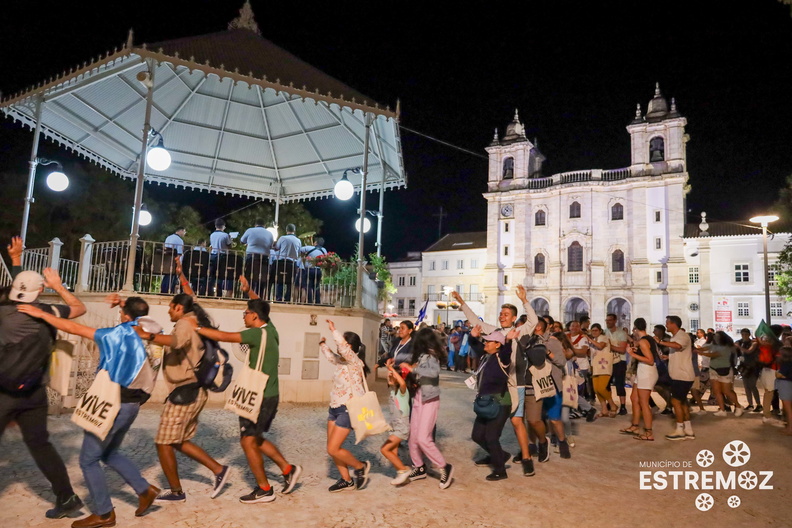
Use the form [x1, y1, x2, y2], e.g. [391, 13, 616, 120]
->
[0, 253, 87, 519]
[135, 293, 231, 503]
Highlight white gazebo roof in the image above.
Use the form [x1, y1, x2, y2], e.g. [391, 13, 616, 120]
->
[1, 23, 405, 201]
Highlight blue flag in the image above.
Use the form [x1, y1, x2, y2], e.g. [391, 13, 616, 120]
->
[415, 300, 429, 325]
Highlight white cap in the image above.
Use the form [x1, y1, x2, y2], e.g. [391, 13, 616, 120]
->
[137, 316, 163, 334]
[10, 270, 44, 303]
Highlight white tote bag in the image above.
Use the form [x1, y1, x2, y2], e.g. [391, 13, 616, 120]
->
[529, 362, 556, 400]
[71, 369, 121, 441]
[562, 373, 579, 409]
[345, 375, 391, 444]
[225, 329, 269, 422]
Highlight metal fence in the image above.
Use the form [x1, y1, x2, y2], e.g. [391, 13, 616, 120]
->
[0, 257, 12, 288]
[22, 247, 49, 273]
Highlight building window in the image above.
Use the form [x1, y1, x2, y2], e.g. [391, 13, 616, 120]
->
[734, 263, 750, 283]
[535, 210, 546, 226]
[569, 201, 581, 219]
[456, 259, 464, 270]
[771, 302, 784, 318]
[409, 276, 416, 286]
[612, 250, 624, 272]
[504, 222, 510, 233]
[689, 267, 699, 284]
[611, 203, 624, 221]
[656, 270, 663, 283]
[503, 275, 509, 286]
[471, 259, 478, 269]
[398, 276, 405, 286]
[568, 242, 583, 272]
[655, 210, 661, 222]
[427, 285, 435, 295]
[455, 284, 463, 294]
[690, 319, 700, 332]
[504, 246, 509, 256]
[409, 299, 416, 312]
[769, 264, 779, 288]
[655, 238, 662, 250]
[534, 253, 546, 274]
[503, 157, 514, 179]
[397, 299, 404, 311]
[429, 260, 435, 271]
[441, 260, 449, 270]
[650, 136, 665, 162]
[737, 302, 750, 318]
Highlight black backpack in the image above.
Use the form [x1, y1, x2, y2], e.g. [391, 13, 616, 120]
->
[192, 337, 234, 392]
[520, 334, 549, 380]
[0, 304, 58, 393]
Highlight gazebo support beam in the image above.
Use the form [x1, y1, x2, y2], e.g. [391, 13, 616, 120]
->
[124, 59, 155, 292]
[20, 95, 44, 245]
[355, 112, 372, 309]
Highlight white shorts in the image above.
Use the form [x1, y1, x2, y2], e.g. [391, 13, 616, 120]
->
[759, 368, 777, 392]
[710, 368, 734, 384]
[635, 363, 659, 390]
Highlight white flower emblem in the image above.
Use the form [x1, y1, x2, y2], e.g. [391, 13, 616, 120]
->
[722, 440, 751, 467]
[738, 471, 757, 490]
[695, 493, 714, 512]
[696, 449, 715, 468]
[727, 495, 741, 509]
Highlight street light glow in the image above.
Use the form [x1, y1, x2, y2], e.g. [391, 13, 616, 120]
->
[146, 145, 171, 171]
[355, 217, 372, 233]
[334, 175, 354, 200]
[750, 215, 779, 226]
[267, 226, 279, 241]
[46, 170, 69, 191]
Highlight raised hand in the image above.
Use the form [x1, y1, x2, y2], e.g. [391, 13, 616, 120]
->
[42, 268, 63, 290]
[239, 275, 250, 293]
[7, 236, 23, 264]
[516, 284, 528, 303]
[470, 324, 483, 338]
[451, 291, 464, 305]
[326, 319, 336, 332]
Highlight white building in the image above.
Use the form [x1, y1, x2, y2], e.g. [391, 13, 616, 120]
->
[389, 252, 422, 317]
[389, 84, 790, 334]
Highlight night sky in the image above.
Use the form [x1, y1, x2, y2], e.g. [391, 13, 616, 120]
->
[2, 0, 792, 261]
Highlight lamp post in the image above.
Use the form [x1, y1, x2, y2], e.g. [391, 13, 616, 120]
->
[750, 215, 779, 325]
[21, 158, 69, 245]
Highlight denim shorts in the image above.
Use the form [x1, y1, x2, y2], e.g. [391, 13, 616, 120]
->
[511, 387, 526, 418]
[777, 379, 792, 401]
[327, 405, 352, 429]
[542, 392, 564, 421]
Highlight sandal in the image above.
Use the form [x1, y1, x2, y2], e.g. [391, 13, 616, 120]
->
[633, 429, 654, 441]
[596, 412, 608, 418]
[608, 411, 617, 418]
[619, 425, 640, 435]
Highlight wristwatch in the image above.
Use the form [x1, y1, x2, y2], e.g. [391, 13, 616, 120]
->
[148, 333, 155, 341]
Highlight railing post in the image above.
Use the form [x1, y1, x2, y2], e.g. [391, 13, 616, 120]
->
[76, 234, 95, 293]
[48, 237, 63, 272]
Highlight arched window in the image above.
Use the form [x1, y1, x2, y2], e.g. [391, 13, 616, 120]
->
[650, 136, 665, 162]
[612, 250, 625, 272]
[502, 157, 514, 179]
[611, 203, 624, 221]
[569, 201, 581, 218]
[535, 210, 546, 226]
[534, 253, 546, 274]
[568, 242, 583, 272]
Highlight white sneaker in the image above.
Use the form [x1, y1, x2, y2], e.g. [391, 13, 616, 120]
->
[390, 469, 411, 486]
[734, 407, 744, 418]
[567, 435, 576, 448]
[713, 410, 728, 417]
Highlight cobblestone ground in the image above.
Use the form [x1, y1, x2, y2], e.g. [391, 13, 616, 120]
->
[2, 372, 790, 528]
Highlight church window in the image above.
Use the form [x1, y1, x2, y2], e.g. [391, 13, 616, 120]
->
[534, 254, 546, 274]
[612, 250, 624, 272]
[503, 157, 514, 179]
[650, 136, 665, 162]
[568, 242, 583, 272]
[611, 203, 624, 221]
[535, 210, 546, 226]
[504, 222, 510, 233]
[570, 201, 581, 219]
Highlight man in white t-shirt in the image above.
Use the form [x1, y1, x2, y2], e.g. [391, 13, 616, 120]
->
[655, 315, 695, 441]
[605, 314, 629, 415]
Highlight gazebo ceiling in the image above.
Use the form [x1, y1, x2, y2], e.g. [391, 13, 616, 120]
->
[1, 23, 405, 202]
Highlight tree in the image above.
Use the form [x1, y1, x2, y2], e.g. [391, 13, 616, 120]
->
[775, 238, 792, 300]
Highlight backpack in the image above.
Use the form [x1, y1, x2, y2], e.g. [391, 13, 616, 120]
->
[647, 336, 671, 385]
[193, 337, 234, 392]
[520, 334, 549, 383]
[0, 304, 58, 393]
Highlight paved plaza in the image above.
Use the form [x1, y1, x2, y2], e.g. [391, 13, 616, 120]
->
[1, 372, 790, 528]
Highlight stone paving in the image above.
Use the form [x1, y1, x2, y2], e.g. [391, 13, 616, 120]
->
[1, 372, 790, 528]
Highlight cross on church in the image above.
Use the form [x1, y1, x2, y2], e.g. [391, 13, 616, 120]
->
[432, 206, 447, 240]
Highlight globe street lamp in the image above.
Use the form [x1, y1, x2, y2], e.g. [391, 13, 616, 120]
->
[145, 130, 171, 171]
[750, 214, 779, 324]
[134, 203, 153, 227]
[354, 217, 372, 233]
[333, 168, 358, 201]
[20, 158, 69, 244]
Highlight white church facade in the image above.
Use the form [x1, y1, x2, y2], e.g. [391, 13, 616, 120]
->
[389, 85, 790, 334]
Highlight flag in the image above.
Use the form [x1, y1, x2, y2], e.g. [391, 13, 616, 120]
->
[754, 319, 780, 345]
[415, 300, 429, 326]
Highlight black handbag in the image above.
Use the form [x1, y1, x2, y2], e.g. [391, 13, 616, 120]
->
[167, 382, 201, 405]
[473, 394, 500, 420]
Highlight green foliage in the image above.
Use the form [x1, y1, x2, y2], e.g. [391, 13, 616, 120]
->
[368, 252, 396, 302]
[775, 238, 792, 300]
[147, 202, 210, 246]
[225, 202, 323, 243]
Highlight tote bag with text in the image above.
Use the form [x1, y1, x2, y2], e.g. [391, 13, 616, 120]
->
[71, 369, 121, 441]
[529, 362, 557, 400]
[225, 329, 269, 422]
[345, 375, 391, 444]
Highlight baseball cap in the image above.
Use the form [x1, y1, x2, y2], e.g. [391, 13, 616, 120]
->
[9, 270, 44, 303]
[482, 332, 505, 345]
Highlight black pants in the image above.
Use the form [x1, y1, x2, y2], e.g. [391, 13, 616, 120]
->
[0, 386, 75, 503]
[471, 402, 511, 472]
[610, 361, 627, 398]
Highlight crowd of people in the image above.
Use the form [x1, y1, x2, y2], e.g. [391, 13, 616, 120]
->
[161, 219, 328, 303]
[2, 234, 792, 526]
